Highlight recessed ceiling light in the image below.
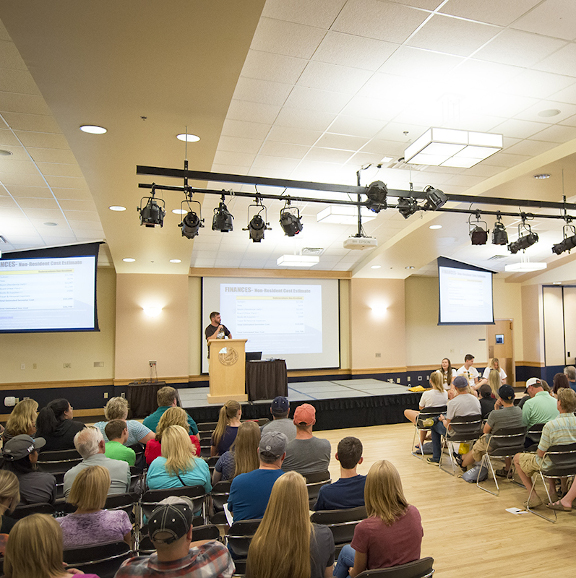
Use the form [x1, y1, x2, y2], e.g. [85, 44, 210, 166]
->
[379, 156, 393, 163]
[405, 265, 415, 270]
[177, 133, 200, 142]
[43, 222, 57, 226]
[0, 149, 13, 156]
[169, 259, 182, 263]
[553, 281, 562, 285]
[429, 224, 442, 230]
[371, 265, 381, 269]
[80, 125, 107, 134]
[534, 174, 551, 179]
[538, 109, 561, 118]
[123, 258, 136, 263]
[109, 205, 126, 211]
[172, 209, 187, 215]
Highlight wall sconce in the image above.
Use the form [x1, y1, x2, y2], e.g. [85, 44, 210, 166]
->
[143, 306, 163, 317]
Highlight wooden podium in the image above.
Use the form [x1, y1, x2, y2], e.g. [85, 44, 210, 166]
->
[207, 339, 249, 404]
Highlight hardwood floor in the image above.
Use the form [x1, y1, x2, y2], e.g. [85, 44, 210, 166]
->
[314, 423, 576, 578]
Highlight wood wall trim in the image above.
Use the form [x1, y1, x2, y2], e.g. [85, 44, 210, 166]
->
[0, 379, 112, 390]
[113, 376, 189, 386]
[516, 361, 545, 367]
[188, 267, 351, 279]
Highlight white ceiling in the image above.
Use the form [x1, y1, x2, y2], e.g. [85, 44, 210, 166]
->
[3, 0, 576, 281]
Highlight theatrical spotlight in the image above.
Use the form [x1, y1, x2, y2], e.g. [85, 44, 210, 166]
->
[508, 217, 538, 254]
[179, 194, 204, 239]
[243, 200, 271, 243]
[491, 212, 508, 245]
[365, 180, 388, 213]
[552, 224, 576, 255]
[137, 185, 165, 228]
[279, 201, 303, 236]
[397, 196, 418, 219]
[469, 212, 488, 245]
[212, 196, 234, 232]
[423, 185, 447, 211]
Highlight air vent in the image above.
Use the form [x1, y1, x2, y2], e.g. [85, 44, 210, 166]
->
[487, 255, 508, 261]
[302, 247, 324, 256]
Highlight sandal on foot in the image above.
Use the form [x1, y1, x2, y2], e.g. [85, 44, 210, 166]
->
[525, 494, 543, 508]
[547, 500, 572, 512]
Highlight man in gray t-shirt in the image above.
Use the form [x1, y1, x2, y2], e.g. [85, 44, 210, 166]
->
[281, 403, 331, 475]
[261, 396, 297, 444]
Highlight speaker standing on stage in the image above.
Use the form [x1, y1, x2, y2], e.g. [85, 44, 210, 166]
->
[205, 311, 232, 358]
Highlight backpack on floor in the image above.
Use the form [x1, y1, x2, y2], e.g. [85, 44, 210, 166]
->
[462, 464, 488, 483]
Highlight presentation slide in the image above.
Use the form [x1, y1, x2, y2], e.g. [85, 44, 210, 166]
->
[0, 255, 97, 332]
[438, 257, 494, 325]
[202, 278, 340, 372]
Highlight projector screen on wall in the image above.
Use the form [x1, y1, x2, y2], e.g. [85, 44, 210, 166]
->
[0, 243, 100, 333]
[438, 256, 494, 325]
[201, 277, 340, 373]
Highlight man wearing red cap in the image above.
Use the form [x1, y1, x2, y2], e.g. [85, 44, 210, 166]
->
[282, 403, 331, 475]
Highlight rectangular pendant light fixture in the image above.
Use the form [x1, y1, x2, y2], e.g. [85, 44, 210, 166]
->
[404, 128, 503, 168]
[277, 255, 319, 267]
[316, 206, 376, 225]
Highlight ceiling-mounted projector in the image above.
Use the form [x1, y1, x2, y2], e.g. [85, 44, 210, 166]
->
[343, 236, 378, 250]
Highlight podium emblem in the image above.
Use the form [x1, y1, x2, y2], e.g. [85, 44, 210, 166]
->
[218, 346, 238, 366]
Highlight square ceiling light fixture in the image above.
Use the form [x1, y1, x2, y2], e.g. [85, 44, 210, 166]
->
[404, 128, 503, 168]
[316, 206, 376, 225]
[277, 255, 319, 267]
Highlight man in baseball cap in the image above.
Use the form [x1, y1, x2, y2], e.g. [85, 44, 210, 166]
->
[115, 496, 234, 577]
[261, 396, 297, 443]
[281, 403, 331, 475]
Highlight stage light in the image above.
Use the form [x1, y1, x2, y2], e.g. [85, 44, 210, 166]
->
[492, 213, 508, 245]
[212, 197, 233, 232]
[365, 180, 388, 213]
[280, 202, 303, 236]
[552, 224, 576, 255]
[137, 186, 165, 228]
[469, 212, 488, 245]
[508, 231, 538, 254]
[423, 185, 447, 211]
[248, 214, 266, 242]
[397, 197, 418, 219]
[181, 211, 201, 239]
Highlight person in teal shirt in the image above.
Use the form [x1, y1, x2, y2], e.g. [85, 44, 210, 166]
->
[142, 386, 198, 435]
[104, 420, 136, 467]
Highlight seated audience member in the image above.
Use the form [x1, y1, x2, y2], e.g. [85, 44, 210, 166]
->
[115, 497, 234, 578]
[63, 427, 130, 497]
[211, 400, 242, 457]
[564, 366, 576, 393]
[228, 431, 286, 522]
[439, 358, 453, 389]
[522, 377, 559, 447]
[514, 388, 576, 508]
[3, 398, 38, 444]
[35, 398, 85, 452]
[104, 420, 136, 466]
[246, 471, 335, 578]
[552, 372, 570, 397]
[487, 368, 502, 396]
[1, 435, 55, 505]
[143, 386, 198, 436]
[4, 513, 98, 578]
[548, 456, 576, 511]
[0, 470, 20, 534]
[458, 385, 523, 472]
[428, 375, 482, 464]
[95, 396, 154, 445]
[145, 407, 200, 465]
[517, 377, 549, 409]
[404, 371, 447, 446]
[282, 404, 331, 475]
[479, 357, 506, 387]
[213, 420, 260, 484]
[478, 383, 496, 419]
[59, 465, 132, 548]
[314, 436, 365, 511]
[333, 460, 423, 578]
[261, 396, 297, 443]
[147, 425, 211, 493]
[456, 354, 480, 389]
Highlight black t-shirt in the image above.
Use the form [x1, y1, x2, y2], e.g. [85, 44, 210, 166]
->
[16, 471, 56, 505]
[310, 524, 335, 578]
[40, 419, 85, 452]
[205, 324, 230, 358]
[0, 515, 16, 534]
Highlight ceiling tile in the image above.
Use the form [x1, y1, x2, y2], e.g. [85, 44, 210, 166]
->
[406, 14, 501, 57]
[240, 50, 308, 84]
[531, 124, 576, 143]
[379, 46, 463, 79]
[378, 122, 430, 142]
[0, 40, 27, 70]
[44, 175, 87, 189]
[492, 118, 549, 138]
[463, 92, 538, 118]
[26, 148, 77, 164]
[558, 114, 576, 127]
[0, 92, 51, 116]
[250, 18, 326, 59]
[4, 185, 52, 198]
[217, 135, 263, 155]
[261, 0, 348, 28]
[226, 100, 281, 124]
[266, 126, 322, 146]
[283, 86, 350, 113]
[0, 159, 38, 175]
[2, 113, 61, 133]
[13, 197, 59, 210]
[532, 43, 576, 77]
[315, 133, 369, 151]
[392, 0, 444, 8]
[52, 188, 93, 201]
[251, 155, 302, 172]
[297, 61, 373, 95]
[305, 147, 355, 163]
[359, 73, 425, 104]
[511, 0, 576, 40]
[232, 77, 293, 106]
[0, 128, 21, 147]
[258, 140, 310, 159]
[212, 150, 257, 167]
[58, 199, 98, 211]
[358, 139, 407, 157]
[221, 119, 271, 140]
[0, 68, 41, 96]
[446, 59, 523, 94]
[0, 172, 46, 187]
[480, 152, 531, 167]
[62, 210, 101, 223]
[13, 131, 70, 149]
[474, 29, 566, 68]
[340, 96, 404, 122]
[501, 69, 576, 99]
[440, 0, 541, 26]
[274, 107, 337, 131]
[35, 162, 84, 178]
[312, 31, 399, 71]
[346, 151, 388, 167]
[24, 208, 65, 220]
[515, 100, 576, 123]
[504, 139, 559, 156]
[332, 0, 429, 43]
[328, 115, 386, 138]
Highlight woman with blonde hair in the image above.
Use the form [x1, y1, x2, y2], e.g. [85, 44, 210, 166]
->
[147, 425, 211, 493]
[210, 399, 241, 456]
[334, 460, 423, 577]
[480, 357, 506, 387]
[0, 470, 20, 535]
[213, 420, 260, 484]
[246, 471, 334, 578]
[4, 513, 99, 578]
[3, 398, 38, 444]
[58, 465, 132, 548]
[94, 396, 155, 446]
[145, 406, 200, 464]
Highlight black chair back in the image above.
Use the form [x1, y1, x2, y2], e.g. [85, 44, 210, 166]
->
[63, 541, 133, 578]
[138, 523, 220, 555]
[141, 485, 208, 523]
[356, 557, 434, 578]
[487, 426, 527, 457]
[447, 414, 483, 441]
[416, 405, 447, 428]
[211, 479, 232, 511]
[543, 442, 576, 477]
[311, 505, 367, 547]
[37, 449, 82, 474]
[12, 502, 55, 520]
[226, 518, 261, 558]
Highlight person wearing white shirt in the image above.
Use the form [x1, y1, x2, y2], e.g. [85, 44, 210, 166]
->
[456, 354, 480, 388]
[480, 357, 507, 385]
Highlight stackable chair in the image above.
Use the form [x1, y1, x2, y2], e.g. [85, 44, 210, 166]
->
[11, 502, 55, 520]
[37, 449, 82, 473]
[526, 442, 576, 523]
[304, 470, 331, 508]
[525, 423, 545, 451]
[310, 505, 367, 556]
[140, 485, 209, 527]
[439, 414, 483, 475]
[138, 523, 220, 555]
[411, 405, 447, 460]
[210, 479, 232, 525]
[63, 541, 132, 578]
[477, 426, 527, 496]
[225, 518, 261, 567]
[356, 557, 434, 578]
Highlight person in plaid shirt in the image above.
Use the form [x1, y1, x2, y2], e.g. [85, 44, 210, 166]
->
[115, 497, 234, 578]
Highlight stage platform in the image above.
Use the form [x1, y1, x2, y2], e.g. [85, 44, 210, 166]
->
[179, 379, 422, 431]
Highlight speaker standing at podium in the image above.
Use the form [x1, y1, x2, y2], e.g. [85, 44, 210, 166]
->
[205, 311, 232, 358]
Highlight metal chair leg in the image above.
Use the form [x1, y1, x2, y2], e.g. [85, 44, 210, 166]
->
[526, 473, 557, 523]
[477, 454, 500, 496]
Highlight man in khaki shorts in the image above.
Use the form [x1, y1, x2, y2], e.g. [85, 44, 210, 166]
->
[513, 388, 576, 508]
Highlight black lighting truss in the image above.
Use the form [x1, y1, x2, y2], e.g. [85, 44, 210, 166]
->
[136, 165, 576, 221]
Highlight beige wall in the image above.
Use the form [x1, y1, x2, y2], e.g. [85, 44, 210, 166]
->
[350, 278, 406, 369]
[521, 284, 544, 364]
[188, 276, 202, 376]
[114, 273, 189, 381]
[339, 279, 351, 370]
[0, 267, 116, 384]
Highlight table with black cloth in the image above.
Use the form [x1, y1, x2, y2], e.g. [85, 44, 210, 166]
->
[126, 380, 166, 418]
[245, 359, 288, 401]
